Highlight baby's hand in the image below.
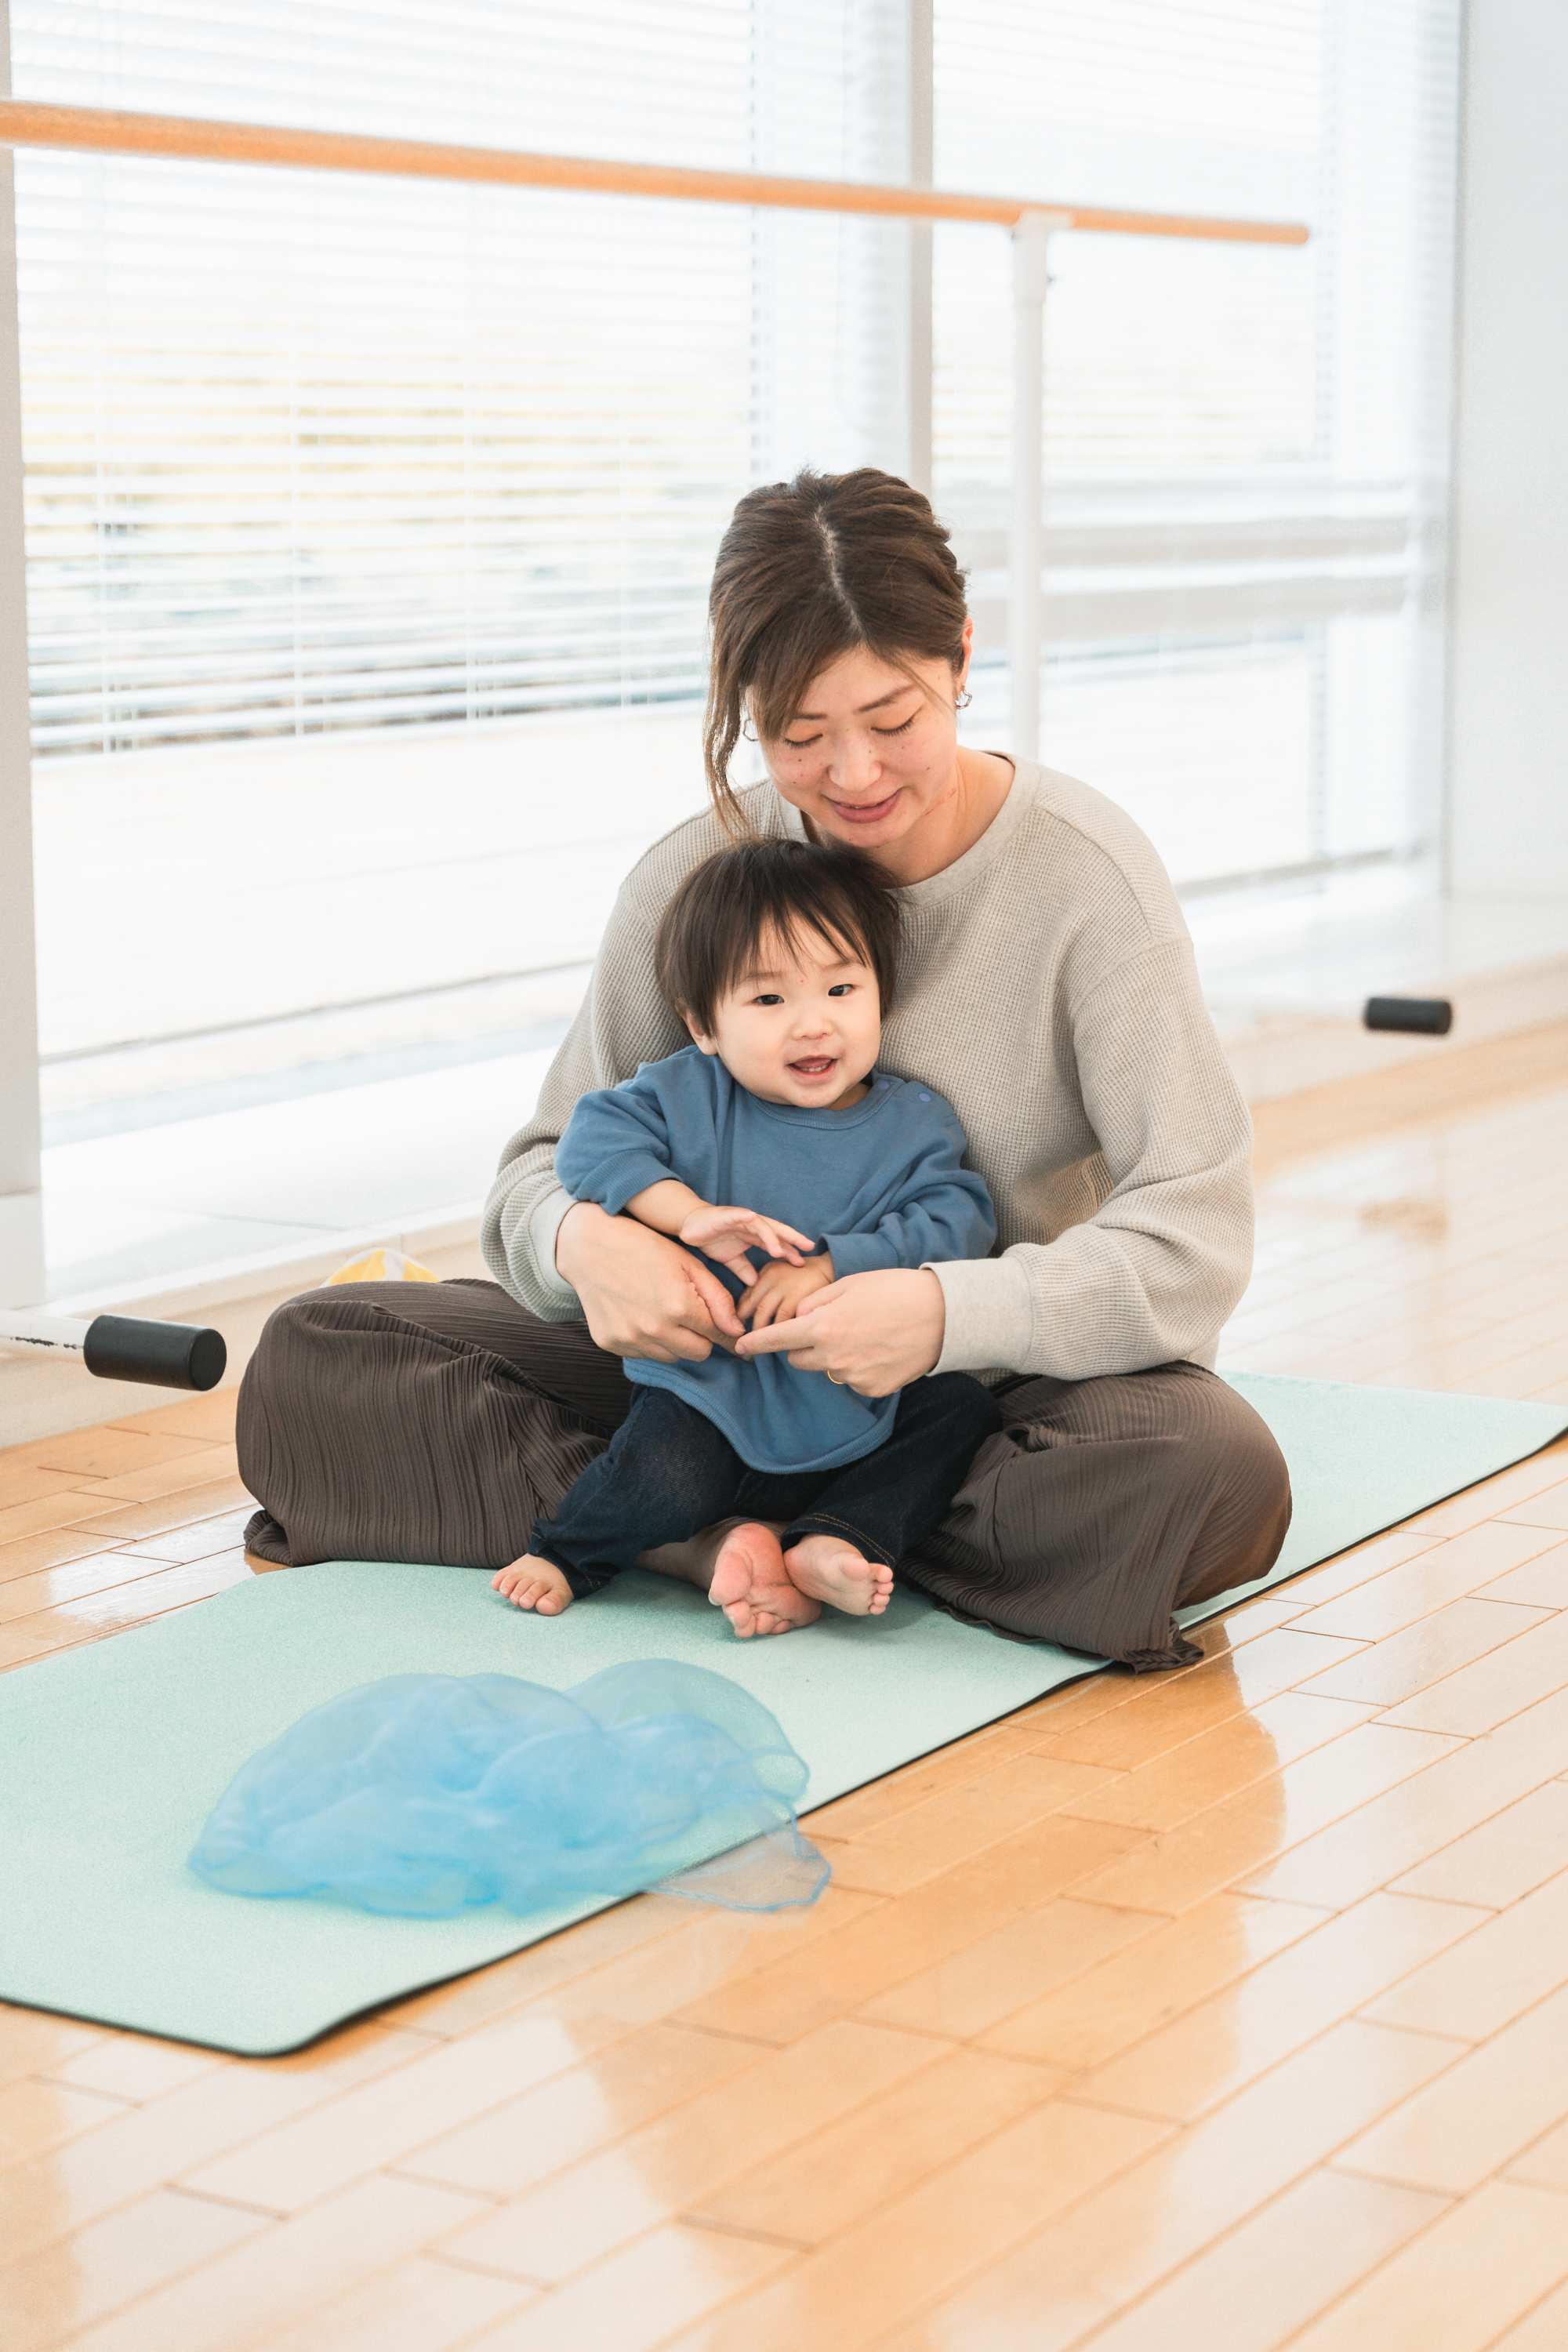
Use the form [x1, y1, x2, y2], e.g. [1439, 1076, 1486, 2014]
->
[679, 1203, 815, 1283]
[738, 1253, 837, 1330]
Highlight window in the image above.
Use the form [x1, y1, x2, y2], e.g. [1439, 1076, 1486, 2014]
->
[935, 0, 1460, 896]
[7, 0, 1462, 1297]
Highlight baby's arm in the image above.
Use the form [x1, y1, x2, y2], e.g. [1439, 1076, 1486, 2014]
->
[626, 1182, 815, 1286]
[822, 1105, 997, 1279]
[560, 1072, 815, 1287]
[559, 1079, 811, 1282]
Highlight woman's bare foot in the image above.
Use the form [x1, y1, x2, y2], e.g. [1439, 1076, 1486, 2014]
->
[707, 1521, 822, 1639]
[783, 1534, 894, 1617]
[491, 1552, 573, 1616]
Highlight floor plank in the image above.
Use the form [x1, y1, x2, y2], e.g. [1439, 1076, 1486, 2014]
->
[4, 1035, 1568, 2350]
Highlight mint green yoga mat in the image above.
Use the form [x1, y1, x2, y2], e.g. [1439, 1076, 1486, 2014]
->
[2, 1372, 1564, 2054]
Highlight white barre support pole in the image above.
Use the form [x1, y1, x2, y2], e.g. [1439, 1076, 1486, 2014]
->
[1009, 208, 1070, 766]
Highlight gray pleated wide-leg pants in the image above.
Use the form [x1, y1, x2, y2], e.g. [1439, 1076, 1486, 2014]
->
[237, 1278, 1292, 1669]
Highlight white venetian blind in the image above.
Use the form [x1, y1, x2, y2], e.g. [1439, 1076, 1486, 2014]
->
[14, 0, 910, 1090]
[13, 2, 764, 755]
[934, 0, 1461, 897]
[12, 0, 1461, 1130]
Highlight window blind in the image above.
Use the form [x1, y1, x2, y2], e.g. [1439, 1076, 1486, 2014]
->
[15, 1, 913, 1086]
[12, 0, 1461, 1124]
[935, 0, 1461, 893]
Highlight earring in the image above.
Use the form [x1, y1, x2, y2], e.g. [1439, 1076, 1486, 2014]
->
[956, 688, 973, 710]
[741, 718, 757, 741]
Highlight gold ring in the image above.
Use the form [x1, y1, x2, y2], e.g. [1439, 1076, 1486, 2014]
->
[826, 1371, 844, 1385]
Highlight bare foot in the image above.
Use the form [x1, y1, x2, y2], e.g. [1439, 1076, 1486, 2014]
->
[638, 1518, 779, 1592]
[783, 1534, 894, 1617]
[707, 1520, 822, 1639]
[491, 1552, 573, 1616]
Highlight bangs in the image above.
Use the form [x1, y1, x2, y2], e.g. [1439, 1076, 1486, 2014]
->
[653, 839, 902, 1034]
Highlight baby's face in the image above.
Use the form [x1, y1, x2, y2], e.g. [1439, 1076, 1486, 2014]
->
[688, 926, 881, 1111]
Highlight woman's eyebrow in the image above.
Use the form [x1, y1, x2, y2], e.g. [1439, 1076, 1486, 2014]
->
[793, 683, 914, 720]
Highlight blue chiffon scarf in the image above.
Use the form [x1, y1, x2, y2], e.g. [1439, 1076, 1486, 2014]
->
[189, 1661, 828, 1918]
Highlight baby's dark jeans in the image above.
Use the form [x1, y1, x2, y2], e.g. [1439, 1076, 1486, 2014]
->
[531, 1372, 1001, 1596]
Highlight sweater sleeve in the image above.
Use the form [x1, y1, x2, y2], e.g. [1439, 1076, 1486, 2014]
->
[481, 891, 687, 1317]
[930, 935, 1253, 1380]
[823, 1104, 997, 1279]
[554, 1071, 683, 1221]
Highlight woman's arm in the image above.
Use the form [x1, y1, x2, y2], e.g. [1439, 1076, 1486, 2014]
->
[554, 1201, 745, 1363]
[735, 1266, 946, 1393]
[481, 883, 688, 1319]
[481, 875, 749, 1355]
[929, 936, 1253, 1380]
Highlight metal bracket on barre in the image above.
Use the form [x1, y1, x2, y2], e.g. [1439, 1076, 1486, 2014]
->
[1011, 206, 1073, 301]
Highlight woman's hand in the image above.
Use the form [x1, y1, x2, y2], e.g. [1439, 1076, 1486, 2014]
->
[555, 1200, 744, 1363]
[734, 1266, 947, 1394]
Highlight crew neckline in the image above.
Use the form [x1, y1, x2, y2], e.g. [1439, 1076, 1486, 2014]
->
[775, 757, 1036, 907]
[745, 1070, 905, 1130]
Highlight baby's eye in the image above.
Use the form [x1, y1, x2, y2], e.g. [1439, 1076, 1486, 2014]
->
[827, 983, 854, 997]
[753, 992, 784, 1007]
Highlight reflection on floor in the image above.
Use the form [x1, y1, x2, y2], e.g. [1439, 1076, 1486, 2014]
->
[3, 1023, 1568, 2350]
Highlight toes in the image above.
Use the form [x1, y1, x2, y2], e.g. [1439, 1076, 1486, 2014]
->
[709, 1557, 749, 1609]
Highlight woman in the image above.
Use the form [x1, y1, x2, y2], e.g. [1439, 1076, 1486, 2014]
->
[241, 468, 1290, 1668]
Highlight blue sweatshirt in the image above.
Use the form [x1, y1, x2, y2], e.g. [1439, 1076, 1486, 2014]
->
[555, 1045, 997, 1473]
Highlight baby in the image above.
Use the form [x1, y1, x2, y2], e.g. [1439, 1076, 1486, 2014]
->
[492, 836, 1001, 1636]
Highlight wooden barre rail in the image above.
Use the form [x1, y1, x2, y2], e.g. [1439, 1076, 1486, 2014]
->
[0, 100, 1309, 246]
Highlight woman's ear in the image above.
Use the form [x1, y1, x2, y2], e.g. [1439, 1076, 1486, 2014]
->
[954, 615, 974, 697]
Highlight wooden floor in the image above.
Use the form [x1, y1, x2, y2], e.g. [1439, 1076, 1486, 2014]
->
[4, 1021, 1568, 2352]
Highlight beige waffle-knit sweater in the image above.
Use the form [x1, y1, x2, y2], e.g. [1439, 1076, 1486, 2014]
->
[481, 761, 1253, 1381]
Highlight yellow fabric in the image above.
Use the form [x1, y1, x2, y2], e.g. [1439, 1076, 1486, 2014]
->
[324, 1248, 437, 1287]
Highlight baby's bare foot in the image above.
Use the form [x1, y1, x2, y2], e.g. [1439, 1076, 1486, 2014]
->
[491, 1552, 573, 1616]
[708, 1521, 822, 1639]
[783, 1534, 894, 1617]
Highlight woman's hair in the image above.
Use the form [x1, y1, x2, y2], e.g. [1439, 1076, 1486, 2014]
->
[654, 837, 901, 1035]
[702, 466, 969, 831]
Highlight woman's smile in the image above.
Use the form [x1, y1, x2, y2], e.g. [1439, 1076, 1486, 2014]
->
[824, 786, 903, 827]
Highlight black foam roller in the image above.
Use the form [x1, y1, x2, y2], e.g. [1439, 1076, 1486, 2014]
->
[1363, 996, 1454, 1036]
[82, 1315, 227, 1391]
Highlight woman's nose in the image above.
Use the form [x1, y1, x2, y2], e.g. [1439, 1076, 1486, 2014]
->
[826, 735, 881, 793]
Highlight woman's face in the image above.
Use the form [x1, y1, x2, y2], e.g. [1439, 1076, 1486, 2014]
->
[757, 626, 971, 856]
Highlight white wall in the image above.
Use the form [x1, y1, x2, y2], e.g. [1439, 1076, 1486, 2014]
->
[1447, 0, 1568, 900]
[0, 0, 46, 1308]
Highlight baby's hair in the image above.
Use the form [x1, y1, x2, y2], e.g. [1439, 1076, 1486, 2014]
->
[654, 837, 901, 1036]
